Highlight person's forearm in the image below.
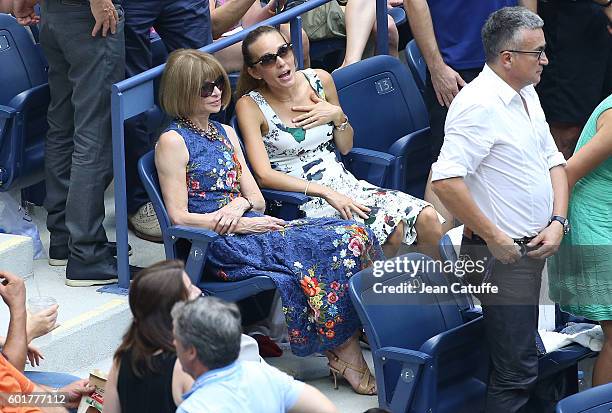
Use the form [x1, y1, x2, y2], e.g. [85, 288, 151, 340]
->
[404, 0, 445, 70]
[518, 0, 537, 13]
[549, 165, 568, 218]
[241, 1, 274, 27]
[3, 307, 28, 371]
[431, 177, 500, 241]
[332, 124, 353, 155]
[211, 0, 257, 38]
[255, 167, 331, 198]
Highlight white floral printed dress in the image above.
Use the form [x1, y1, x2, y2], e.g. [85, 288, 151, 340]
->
[246, 69, 436, 246]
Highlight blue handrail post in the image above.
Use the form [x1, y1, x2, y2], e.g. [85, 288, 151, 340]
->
[111, 89, 130, 289]
[290, 16, 304, 69]
[376, 0, 389, 55]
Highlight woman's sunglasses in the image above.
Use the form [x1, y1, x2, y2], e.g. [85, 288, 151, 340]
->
[201, 76, 224, 98]
[249, 43, 293, 68]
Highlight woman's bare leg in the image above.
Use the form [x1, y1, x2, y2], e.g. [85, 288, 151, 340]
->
[593, 320, 612, 386]
[326, 331, 376, 394]
[382, 221, 404, 258]
[341, 0, 375, 67]
[414, 206, 443, 259]
[342, 0, 399, 67]
[372, 14, 399, 58]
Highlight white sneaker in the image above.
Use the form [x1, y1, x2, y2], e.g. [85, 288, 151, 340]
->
[128, 202, 162, 242]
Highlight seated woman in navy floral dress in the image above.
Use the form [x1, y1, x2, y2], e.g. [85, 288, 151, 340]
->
[155, 49, 383, 395]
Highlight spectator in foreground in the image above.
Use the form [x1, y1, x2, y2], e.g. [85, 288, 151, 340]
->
[431, 7, 568, 412]
[155, 49, 381, 395]
[103, 260, 261, 413]
[0, 270, 92, 412]
[404, 0, 537, 232]
[548, 93, 612, 386]
[235, 25, 443, 259]
[172, 296, 338, 413]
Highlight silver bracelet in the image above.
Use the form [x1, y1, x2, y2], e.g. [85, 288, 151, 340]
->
[304, 181, 311, 195]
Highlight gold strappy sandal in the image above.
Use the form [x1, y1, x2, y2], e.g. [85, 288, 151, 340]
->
[328, 351, 377, 395]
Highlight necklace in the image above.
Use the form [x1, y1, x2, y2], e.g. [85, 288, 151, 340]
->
[178, 117, 223, 141]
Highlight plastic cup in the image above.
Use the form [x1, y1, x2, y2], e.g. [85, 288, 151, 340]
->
[28, 296, 57, 314]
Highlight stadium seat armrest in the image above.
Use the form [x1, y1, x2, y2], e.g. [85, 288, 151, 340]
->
[261, 189, 310, 205]
[420, 316, 484, 356]
[166, 225, 219, 241]
[7, 83, 50, 112]
[388, 127, 430, 156]
[344, 147, 396, 167]
[374, 346, 432, 365]
[0, 105, 16, 119]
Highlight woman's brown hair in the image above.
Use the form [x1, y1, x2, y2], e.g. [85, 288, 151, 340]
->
[159, 49, 232, 118]
[113, 260, 189, 377]
[236, 25, 289, 98]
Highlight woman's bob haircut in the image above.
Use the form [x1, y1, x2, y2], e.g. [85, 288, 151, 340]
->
[159, 49, 231, 118]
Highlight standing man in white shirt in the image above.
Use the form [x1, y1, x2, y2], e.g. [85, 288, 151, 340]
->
[431, 7, 569, 413]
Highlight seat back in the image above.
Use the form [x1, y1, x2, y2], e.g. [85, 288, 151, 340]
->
[556, 382, 612, 413]
[405, 39, 426, 96]
[0, 14, 48, 191]
[332, 55, 431, 196]
[137, 151, 177, 259]
[0, 14, 47, 105]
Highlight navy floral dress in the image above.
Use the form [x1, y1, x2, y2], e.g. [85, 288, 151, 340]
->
[166, 119, 383, 356]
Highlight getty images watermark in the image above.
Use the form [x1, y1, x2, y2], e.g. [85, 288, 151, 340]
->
[370, 255, 499, 295]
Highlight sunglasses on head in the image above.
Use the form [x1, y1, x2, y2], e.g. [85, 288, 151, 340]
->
[201, 76, 224, 98]
[249, 43, 293, 67]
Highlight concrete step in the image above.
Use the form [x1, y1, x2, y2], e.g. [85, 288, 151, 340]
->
[0, 259, 131, 373]
[0, 233, 33, 279]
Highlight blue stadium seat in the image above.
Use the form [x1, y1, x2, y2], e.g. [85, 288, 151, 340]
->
[0, 14, 48, 192]
[556, 383, 612, 413]
[350, 253, 598, 413]
[137, 151, 276, 300]
[405, 39, 426, 97]
[332, 55, 431, 197]
[349, 253, 488, 413]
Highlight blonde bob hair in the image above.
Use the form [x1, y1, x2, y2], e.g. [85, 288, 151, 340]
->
[159, 49, 231, 118]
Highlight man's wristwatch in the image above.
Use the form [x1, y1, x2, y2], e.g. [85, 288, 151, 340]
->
[549, 215, 570, 235]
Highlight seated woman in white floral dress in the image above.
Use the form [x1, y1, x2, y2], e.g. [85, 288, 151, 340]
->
[235, 25, 443, 258]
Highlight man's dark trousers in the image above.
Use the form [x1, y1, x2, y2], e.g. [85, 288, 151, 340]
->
[461, 236, 546, 413]
[41, 0, 125, 264]
[123, 0, 212, 214]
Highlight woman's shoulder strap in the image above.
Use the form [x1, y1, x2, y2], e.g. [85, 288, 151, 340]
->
[301, 68, 326, 100]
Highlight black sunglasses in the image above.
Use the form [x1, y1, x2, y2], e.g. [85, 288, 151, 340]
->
[201, 76, 224, 98]
[249, 43, 293, 67]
